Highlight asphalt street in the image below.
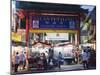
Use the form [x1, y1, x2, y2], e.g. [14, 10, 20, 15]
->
[11, 64, 96, 75]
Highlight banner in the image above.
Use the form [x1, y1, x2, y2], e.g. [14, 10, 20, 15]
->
[31, 16, 79, 29]
[45, 33, 69, 40]
[12, 32, 22, 42]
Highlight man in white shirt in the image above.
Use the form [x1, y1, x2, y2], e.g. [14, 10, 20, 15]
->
[82, 50, 88, 69]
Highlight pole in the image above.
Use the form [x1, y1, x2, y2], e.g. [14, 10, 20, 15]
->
[26, 15, 29, 70]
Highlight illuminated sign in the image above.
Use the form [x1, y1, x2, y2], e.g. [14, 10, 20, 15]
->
[45, 33, 69, 40]
[30, 15, 79, 29]
[12, 32, 22, 42]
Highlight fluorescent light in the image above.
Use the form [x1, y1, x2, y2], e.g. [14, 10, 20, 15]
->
[80, 5, 95, 12]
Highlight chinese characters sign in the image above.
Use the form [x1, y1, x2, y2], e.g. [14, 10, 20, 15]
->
[31, 15, 79, 29]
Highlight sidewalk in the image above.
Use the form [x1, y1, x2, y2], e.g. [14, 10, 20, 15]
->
[11, 64, 96, 75]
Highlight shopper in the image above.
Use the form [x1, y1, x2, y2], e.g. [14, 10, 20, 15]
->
[82, 50, 89, 69]
[72, 49, 76, 64]
[15, 52, 20, 72]
[58, 52, 63, 69]
[48, 47, 54, 64]
[23, 52, 26, 70]
[49, 58, 54, 69]
[38, 54, 43, 70]
[42, 53, 48, 70]
[20, 51, 26, 70]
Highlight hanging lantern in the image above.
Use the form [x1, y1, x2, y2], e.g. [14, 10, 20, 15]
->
[16, 9, 25, 19]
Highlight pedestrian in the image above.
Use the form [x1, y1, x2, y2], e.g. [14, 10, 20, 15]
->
[58, 52, 63, 69]
[23, 52, 26, 70]
[42, 53, 48, 70]
[45, 51, 49, 68]
[48, 47, 54, 64]
[82, 50, 89, 69]
[72, 49, 76, 64]
[38, 53, 43, 70]
[49, 58, 54, 69]
[19, 51, 26, 70]
[14, 52, 20, 72]
[75, 49, 80, 64]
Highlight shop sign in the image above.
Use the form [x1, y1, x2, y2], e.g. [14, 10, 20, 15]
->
[31, 16, 79, 29]
[12, 32, 22, 42]
[46, 33, 68, 40]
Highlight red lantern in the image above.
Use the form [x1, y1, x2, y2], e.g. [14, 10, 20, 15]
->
[16, 9, 25, 19]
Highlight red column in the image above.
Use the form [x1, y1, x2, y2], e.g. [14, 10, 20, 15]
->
[26, 16, 29, 61]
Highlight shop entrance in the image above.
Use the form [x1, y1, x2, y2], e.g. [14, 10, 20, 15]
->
[28, 29, 79, 65]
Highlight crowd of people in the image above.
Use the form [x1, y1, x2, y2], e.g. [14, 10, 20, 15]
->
[28, 47, 63, 70]
[12, 46, 96, 72]
[13, 51, 26, 72]
[13, 47, 63, 72]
